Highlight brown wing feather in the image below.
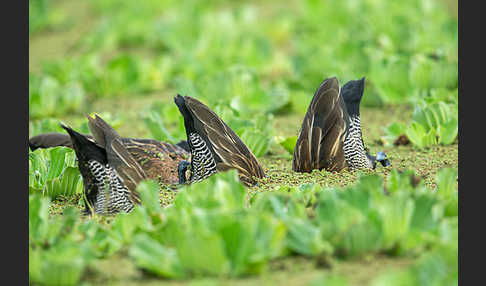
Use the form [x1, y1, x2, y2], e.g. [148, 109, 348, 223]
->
[183, 96, 265, 185]
[87, 115, 147, 204]
[293, 77, 348, 173]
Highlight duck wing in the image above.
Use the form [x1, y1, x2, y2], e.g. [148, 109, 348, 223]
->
[292, 77, 349, 173]
[87, 114, 146, 204]
[174, 94, 265, 186]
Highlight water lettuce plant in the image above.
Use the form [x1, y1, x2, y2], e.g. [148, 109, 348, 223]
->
[29, 147, 83, 199]
[28, 167, 457, 284]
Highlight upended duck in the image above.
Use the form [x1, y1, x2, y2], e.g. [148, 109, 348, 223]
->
[292, 76, 390, 173]
[60, 115, 147, 214]
[174, 94, 265, 186]
[29, 129, 191, 186]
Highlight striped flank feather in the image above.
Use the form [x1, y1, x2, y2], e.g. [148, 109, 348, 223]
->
[174, 94, 265, 186]
[293, 76, 387, 173]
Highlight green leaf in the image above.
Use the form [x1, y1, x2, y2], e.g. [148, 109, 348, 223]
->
[89, 227, 123, 258]
[45, 147, 71, 181]
[383, 122, 406, 141]
[286, 218, 332, 256]
[136, 179, 161, 214]
[279, 136, 297, 154]
[435, 168, 458, 217]
[240, 128, 271, 157]
[46, 167, 82, 198]
[413, 246, 458, 286]
[175, 222, 231, 276]
[410, 194, 441, 232]
[386, 169, 420, 194]
[217, 212, 286, 276]
[174, 170, 246, 211]
[376, 193, 415, 251]
[406, 122, 436, 148]
[142, 110, 175, 142]
[438, 118, 458, 145]
[309, 274, 350, 286]
[251, 191, 307, 220]
[29, 194, 50, 245]
[129, 233, 184, 278]
[371, 269, 417, 286]
[30, 242, 90, 286]
[435, 168, 458, 200]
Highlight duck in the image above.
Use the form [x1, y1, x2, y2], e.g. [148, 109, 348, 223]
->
[29, 127, 191, 186]
[59, 115, 147, 215]
[292, 76, 390, 173]
[174, 94, 265, 186]
[30, 95, 265, 188]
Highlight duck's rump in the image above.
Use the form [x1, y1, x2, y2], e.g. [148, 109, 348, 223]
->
[122, 138, 190, 185]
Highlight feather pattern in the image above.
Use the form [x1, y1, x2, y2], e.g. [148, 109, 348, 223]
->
[174, 95, 265, 186]
[340, 78, 373, 169]
[60, 119, 140, 215]
[292, 77, 348, 172]
[87, 115, 145, 204]
[293, 76, 377, 173]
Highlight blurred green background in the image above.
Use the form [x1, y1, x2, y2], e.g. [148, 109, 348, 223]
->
[29, 0, 457, 147]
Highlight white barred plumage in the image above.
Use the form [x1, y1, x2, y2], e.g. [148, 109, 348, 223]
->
[188, 132, 217, 182]
[88, 160, 134, 214]
[343, 115, 373, 170]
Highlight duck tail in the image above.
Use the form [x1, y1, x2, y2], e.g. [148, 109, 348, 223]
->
[341, 77, 365, 118]
[60, 122, 106, 163]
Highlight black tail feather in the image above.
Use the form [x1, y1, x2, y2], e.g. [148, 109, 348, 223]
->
[59, 122, 107, 164]
[174, 94, 196, 136]
[341, 77, 365, 117]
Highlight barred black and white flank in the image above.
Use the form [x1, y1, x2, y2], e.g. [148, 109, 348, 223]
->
[187, 132, 217, 182]
[174, 95, 265, 186]
[60, 115, 146, 215]
[293, 77, 390, 173]
[88, 160, 134, 214]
